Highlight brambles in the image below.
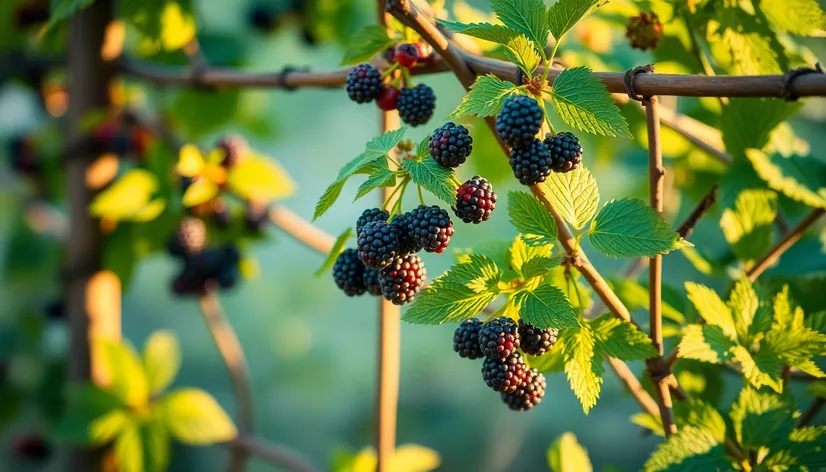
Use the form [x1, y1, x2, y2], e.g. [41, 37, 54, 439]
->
[333, 248, 367, 296]
[356, 208, 389, 234]
[356, 221, 399, 269]
[453, 318, 484, 359]
[346, 64, 383, 103]
[407, 205, 454, 254]
[518, 320, 558, 356]
[429, 122, 472, 168]
[479, 317, 521, 360]
[397, 84, 436, 127]
[378, 254, 426, 305]
[544, 132, 583, 173]
[501, 368, 546, 411]
[625, 12, 663, 51]
[496, 95, 543, 149]
[509, 138, 552, 185]
[454, 176, 497, 224]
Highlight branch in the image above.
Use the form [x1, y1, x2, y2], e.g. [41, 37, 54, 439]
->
[796, 398, 825, 428]
[268, 205, 336, 255]
[676, 185, 718, 239]
[746, 208, 826, 282]
[230, 436, 321, 472]
[607, 357, 659, 416]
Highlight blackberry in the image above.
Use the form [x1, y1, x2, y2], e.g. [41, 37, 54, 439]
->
[397, 84, 436, 127]
[509, 138, 552, 185]
[479, 317, 520, 360]
[332, 248, 366, 296]
[12, 434, 51, 461]
[215, 245, 241, 289]
[482, 352, 528, 394]
[544, 132, 583, 173]
[453, 318, 484, 359]
[390, 212, 422, 255]
[168, 217, 207, 257]
[171, 246, 237, 296]
[501, 368, 546, 411]
[454, 176, 497, 224]
[395, 43, 419, 68]
[496, 95, 543, 149]
[346, 64, 382, 103]
[376, 86, 400, 111]
[216, 135, 248, 168]
[518, 320, 559, 356]
[363, 268, 383, 296]
[626, 12, 663, 51]
[357, 221, 399, 269]
[379, 254, 426, 305]
[407, 205, 454, 254]
[356, 208, 389, 235]
[429, 122, 472, 168]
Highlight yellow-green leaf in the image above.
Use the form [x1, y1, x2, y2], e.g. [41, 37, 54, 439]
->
[89, 410, 129, 446]
[143, 331, 180, 395]
[176, 144, 205, 177]
[182, 178, 219, 207]
[227, 152, 297, 202]
[115, 420, 144, 472]
[161, 389, 237, 445]
[95, 339, 149, 408]
[89, 169, 159, 220]
[130, 199, 166, 222]
[548, 432, 592, 472]
[161, 2, 196, 51]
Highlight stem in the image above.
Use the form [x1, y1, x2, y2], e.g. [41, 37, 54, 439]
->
[381, 62, 400, 79]
[417, 184, 425, 206]
[230, 437, 320, 472]
[746, 208, 825, 282]
[382, 179, 407, 212]
[538, 98, 556, 135]
[541, 40, 561, 84]
[796, 398, 825, 428]
[269, 205, 335, 255]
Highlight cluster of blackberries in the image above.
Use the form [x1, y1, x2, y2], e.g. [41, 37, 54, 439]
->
[7, 135, 40, 176]
[453, 317, 558, 411]
[625, 12, 663, 51]
[167, 217, 241, 295]
[92, 118, 153, 161]
[496, 95, 583, 185]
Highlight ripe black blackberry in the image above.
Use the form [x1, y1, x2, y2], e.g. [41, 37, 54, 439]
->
[482, 352, 528, 394]
[390, 212, 422, 255]
[501, 368, 546, 411]
[544, 132, 583, 173]
[346, 64, 383, 103]
[453, 318, 484, 359]
[429, 122, 472, 168]
[479, 317, 520, 360]
[496, 95, 543, 149]
[171, 244, 239, 295]
[216, 245, 241, 289]
[397, 84, 436, 127]
[363, 267, 383, 296]
[357, 221, 399, 269]
[216, 135, 248, 168]
[454, 176, 497, 224]
[518, 320, 559, 356]
[509, 138, 552, 185]
[168, 217, 207, 258]
[356, 208, 389, 235]
[407, 205, 454, 254]
[332, 248, 366, 296]
[379, 254, 426, 305]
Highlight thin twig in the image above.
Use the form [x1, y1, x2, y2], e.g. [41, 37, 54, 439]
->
[230, 436, 321, 472]
[676, 185, 719, 239]
[607, 357, 660, 416]
[796, 398, 825, 428]
[746, 208, 826, 282]
[268, 205, 336, 255]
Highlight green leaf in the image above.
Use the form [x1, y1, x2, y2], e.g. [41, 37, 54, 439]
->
[53, 384, 125, 445]
[366, 128, 407, 159]
[678, 325, 736, 364]
[759, 0, 826, 36]
[340, 25, 394, 65]
[405, 255, 501, 325]
[508, 235, 553, 277]
[503, 34, 542, 76]
[314, 228, 352, 277]
[590, 314, 657, 361]
[730, 387, 795, 452]
[450, 74, 524, 119]
[490, 0, 550, 51]
[514, 284, 578, 329]
[402, 158, 460, 205]
[143, 331, 180, 396]
[46, 0, 96, 33]
[142, 414, 171, 472]
[732, 345, 784, 392]
[547, 432, 592, 472]
[521, 255, 562, 279]
[675, 400, 728, 443]
[538, 166, 599, 231]
[717, 7, 784, 75]
[438, 20, 520, 44]
[550, 67, 630, 138]
[355, 165, 396, 201]
[547, 0, 602, 40]
[721, 99, 803, 157]
[589, 199, 688, 258]
[729, 278, 760, 342]
[161, 388, 237, 445]
[643, 426, 730, 472]
[508, 191, 558, 247]
[115, 421, 144, 472]
[684, 283, 736, 338]
[95, 339, 149, 408]
[746, 150, 826, 210]
[562, 325, 603, 414]
[525, 336, 566, 373]
[720, 189, 778, 261]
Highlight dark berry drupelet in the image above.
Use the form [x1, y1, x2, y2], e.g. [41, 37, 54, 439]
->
[333, 248, 366, 296]
[357, 221, 399, 269]
[518, 320, 558, 356]
[356, 208, 389, 235]
[397, 84, 436, 127]
[363, 267, 383, 296]
[346, 64, 383, 103]
[496, 95, 543, 149]
[509, 138, 552, 185]
[429, 122, 472, 168]
[390, 212, 422, 255]
[407, 205, 454, 254]
[216, 135, 248, 168]
[479, 317, 520, 360]
[454, 176, 497, 224]
[544, 132, 583, 173]
[501, 368, 546, 411]
[379, 254, 426, 305]
[482, 352, 528, 394]
[168, 217, 207, 258]
[453, 318, 484, 359]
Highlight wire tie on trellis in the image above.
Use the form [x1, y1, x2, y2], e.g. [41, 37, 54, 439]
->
[277, 66, 309, 91]
[623, 64, 655, 102]
[783, 63, 824, 101]
[515, 67, 525, 86]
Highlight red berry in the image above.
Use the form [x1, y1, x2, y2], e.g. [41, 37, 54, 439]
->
[395, 43, 419, 68]
[376, 86, 400, 111]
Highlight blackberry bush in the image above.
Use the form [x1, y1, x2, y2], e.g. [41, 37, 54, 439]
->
[397, 84, 436, 126]
[407, 205, 454, 254]
[333, 248, 366, 296]
[496, 95, 543, 149]
[478, 317, 520, 360]
[482, 352, 528, 394]
[429, 122, 472, 168]
[453, 318, 484, 359]
[544, 131, 583, 173]
[379, 254, 426, 305]
[346, 63, 383, 103]
[454, 176, 497, 224]
[518, 320, 559, 356]
[509, 138, 552, 185]
[357, 221, 399, 268]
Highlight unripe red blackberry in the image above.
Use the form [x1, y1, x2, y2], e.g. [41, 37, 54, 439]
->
[479, 317, 520, 360]
[395, 43, 419, 68]
[390, 212, 422, 255]
[333, 248, 367, 296]
[376, 86, 400, 111]
[379, 254, 426, 305]
[429, 122, 472, 168]
[397, 84, 436, 127]
[625, 12, 663, 51]
[356, 208, 389, 235]
[543, 132, 582, 173]
[363, 267, 383, 296]
[501, 368, 546, 411]
[496, 95, 543, 149]
[216, 135, 248, 168]
[482, 352, 528, 394]
[509, 138, 552, 185]
[346, 63, 383, 103]
[168, 217, 207, 257]
[454, 176, 496, 224]
[407, 205, 454, 254]
[518, 320, 558, 356]
[453, 318, 484, 359]
[357, 221, 399, 269]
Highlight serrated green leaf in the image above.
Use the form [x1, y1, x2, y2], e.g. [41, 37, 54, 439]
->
[589, 199, 688, 258]
[678, 324, 735, 364]
[643, 426, 730, 472]
[538, 166, 599, 230]
[675, 400, 728, 443]
[314, 228, 352, 277]
[514, 284, 577, 329]
[503, 34, 542, 76]
[733, 345, 784, 392]
[759, 0, 826, 36]
[521, 255, 563, 279]
[631, 412, 665, 437]
[717, 7, 784, 75]
[590, 314, 657, 361]
[438, 20, 520, 44]
[143, 331, 180, 396]
[355, 167, 396, 201]
[547, 0, 602, 40]
[729, 278, 760, 342]
[402, 158, 460, 205]
[720, 189, 777, 261]
[491, 0, 550, 51]
[161, 388, 237, 444]
[746, 149, 826, 210]
[562, 325, 602, 414]
[722, 99, 803, 158]
[366, 128, 407, 159]
[115, 420, 144, 472]
[685, 282, 736, 338]
[730, 387, 795, 452]
[340, 25, 395, 65]
[508, 191, 558, 246]
[508, 235, 553, 276]
[547, 432, 592, 472]
[451, 74, 525, 119]
[550, 67, 630, 138]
